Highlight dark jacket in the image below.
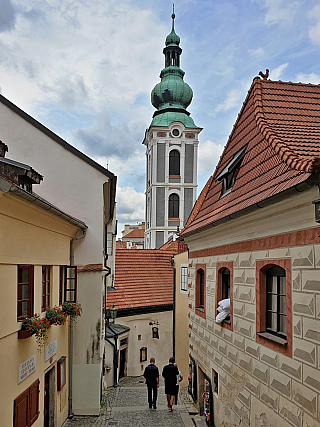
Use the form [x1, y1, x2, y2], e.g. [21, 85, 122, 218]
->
[143, 364, 159, 387]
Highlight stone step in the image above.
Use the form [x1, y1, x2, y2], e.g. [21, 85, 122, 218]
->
[180, 412, 196, 427]
[187, 402, 199, 415]
[192, 414, 207, 427]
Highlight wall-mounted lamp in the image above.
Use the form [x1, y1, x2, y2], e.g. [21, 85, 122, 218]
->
[106, 303, 118, 325]
[149, 320, 160, 339]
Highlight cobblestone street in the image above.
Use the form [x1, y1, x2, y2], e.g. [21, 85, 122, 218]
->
[63, 376, 198, 427]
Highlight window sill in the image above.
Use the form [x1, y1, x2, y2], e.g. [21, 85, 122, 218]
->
[168, 218, 180, 221]
[257, 332, 287, 346]
[169, 175, 181, 178]
[195, 307, 206, 319]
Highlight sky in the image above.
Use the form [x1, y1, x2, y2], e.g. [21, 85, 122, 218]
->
[1, 0, 320, 236]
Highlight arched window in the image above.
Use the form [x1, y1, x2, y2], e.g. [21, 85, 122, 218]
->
[266, 266, 286, 337]
[198, 269, 205, 309]
[168, 193, 179, 218]
[169, 150, 180, 176]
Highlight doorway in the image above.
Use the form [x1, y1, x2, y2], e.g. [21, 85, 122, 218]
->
[119, 348, 127, 378]
[44, 368, 55, 427]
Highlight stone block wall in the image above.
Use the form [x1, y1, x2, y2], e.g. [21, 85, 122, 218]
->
[188, 244, 320, 427]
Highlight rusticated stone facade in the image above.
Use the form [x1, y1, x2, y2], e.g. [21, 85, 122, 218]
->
[185, 188, 320, 427]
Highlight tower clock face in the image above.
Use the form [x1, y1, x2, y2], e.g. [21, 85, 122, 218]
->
[172, 128, 180, 137]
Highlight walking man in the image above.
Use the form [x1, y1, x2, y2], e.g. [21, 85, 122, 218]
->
[162, 356, 179, 412]
[143, 357, 159, 409]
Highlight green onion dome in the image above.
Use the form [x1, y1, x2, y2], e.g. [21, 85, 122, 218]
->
[151, 67, 193, 110]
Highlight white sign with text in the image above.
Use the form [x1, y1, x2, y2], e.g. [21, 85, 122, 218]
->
[45, 339, 57, 362]
[18, 354, 36, 383]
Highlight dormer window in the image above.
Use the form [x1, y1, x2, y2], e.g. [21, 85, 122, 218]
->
[216, 146, 246, 197]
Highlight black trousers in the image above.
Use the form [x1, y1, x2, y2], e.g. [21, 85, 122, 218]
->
[147, 385, 157, 406]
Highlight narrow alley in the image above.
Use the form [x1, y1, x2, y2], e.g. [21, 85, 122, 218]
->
[63, 376, 204, 427]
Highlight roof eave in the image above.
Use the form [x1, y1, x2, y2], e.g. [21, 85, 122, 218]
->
[180, 176, 316, 239]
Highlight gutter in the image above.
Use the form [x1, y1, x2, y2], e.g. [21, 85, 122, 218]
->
[5, 181, 87, 230]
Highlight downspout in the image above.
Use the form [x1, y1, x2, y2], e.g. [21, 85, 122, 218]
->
[170, 257, 176, 358]
[68, 229, 87, 418]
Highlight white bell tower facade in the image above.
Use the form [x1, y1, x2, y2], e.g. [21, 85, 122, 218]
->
[143, 12, 202, 249]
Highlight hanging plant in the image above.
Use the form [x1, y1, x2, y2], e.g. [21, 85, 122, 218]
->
[45, 306, 67, 326]
[21, 314, 51, 352]
[62, 302, 82, 321]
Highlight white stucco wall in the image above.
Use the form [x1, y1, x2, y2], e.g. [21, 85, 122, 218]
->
[0, 102, 108, 265]
[104, 311, 173, 387]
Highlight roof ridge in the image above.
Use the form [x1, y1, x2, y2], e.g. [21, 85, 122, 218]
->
[253, 78, 320, 173]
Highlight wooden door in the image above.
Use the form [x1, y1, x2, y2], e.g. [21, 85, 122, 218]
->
[44, 371, 50, 427]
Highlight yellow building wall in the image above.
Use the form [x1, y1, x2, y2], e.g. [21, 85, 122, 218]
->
[0, 191, 79, 427]
[174, 250, 189, 386]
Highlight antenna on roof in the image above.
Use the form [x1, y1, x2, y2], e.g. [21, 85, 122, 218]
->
[259, 69, 269, 80]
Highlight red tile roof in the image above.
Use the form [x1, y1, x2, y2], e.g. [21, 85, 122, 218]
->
[180, 78, 320, 237]
[116, 241, 127, 250]
[106, 249, 175, 310]
[122, 229, 145, 239]
[160, 237, 188, 254]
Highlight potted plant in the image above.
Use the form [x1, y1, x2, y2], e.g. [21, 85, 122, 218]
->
[20, 314, 51, 352]
[45, 306, 67, 326]
[62, 302, 82, 321]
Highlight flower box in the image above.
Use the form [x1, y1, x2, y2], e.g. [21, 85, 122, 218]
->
[18, 329, 33, 339]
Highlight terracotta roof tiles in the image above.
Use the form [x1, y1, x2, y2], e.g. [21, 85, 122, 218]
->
[122, 229, 145, 239]
[180, 78, 320, 237]
[106, 249, 175, 310]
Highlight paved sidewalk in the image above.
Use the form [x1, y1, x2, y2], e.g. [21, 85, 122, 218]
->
[63, 376, 196, 427]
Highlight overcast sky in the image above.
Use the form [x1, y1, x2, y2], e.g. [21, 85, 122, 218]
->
[1, 0, 320, 236]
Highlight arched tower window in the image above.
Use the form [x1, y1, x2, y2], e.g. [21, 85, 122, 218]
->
[168, 193, 179, 218]
[169, 150, 180, 176]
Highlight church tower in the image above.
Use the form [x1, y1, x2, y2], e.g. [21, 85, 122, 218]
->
[143, 11, 202, 249]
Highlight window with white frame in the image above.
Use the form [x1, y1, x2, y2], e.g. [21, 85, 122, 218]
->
[180, 264, 188, 293]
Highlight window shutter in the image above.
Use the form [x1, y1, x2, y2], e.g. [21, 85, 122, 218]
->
[14, 389, 29, 427]
[64, 266, 77, 303]
[29, 379, 40, 425]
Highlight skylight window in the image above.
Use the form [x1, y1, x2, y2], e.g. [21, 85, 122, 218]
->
[216, 146, 246, 197]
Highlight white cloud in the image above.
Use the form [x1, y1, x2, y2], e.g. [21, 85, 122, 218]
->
[116, 185, 145, 223]
[198, 139, 224, 177]
[214, 89, 241, 113]
[0, 0, 16, 32]
[248, 47, 265, 57]
[296, 72, 320, 85]
[0, 0, 166, 114]
[308, 5, 320, 47]
[258, 0, 298, 25]
[269, 63, 288, 80]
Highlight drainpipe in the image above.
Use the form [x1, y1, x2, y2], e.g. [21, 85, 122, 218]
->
[170, 257, 176, 358]
[68, 229, 87, 418]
